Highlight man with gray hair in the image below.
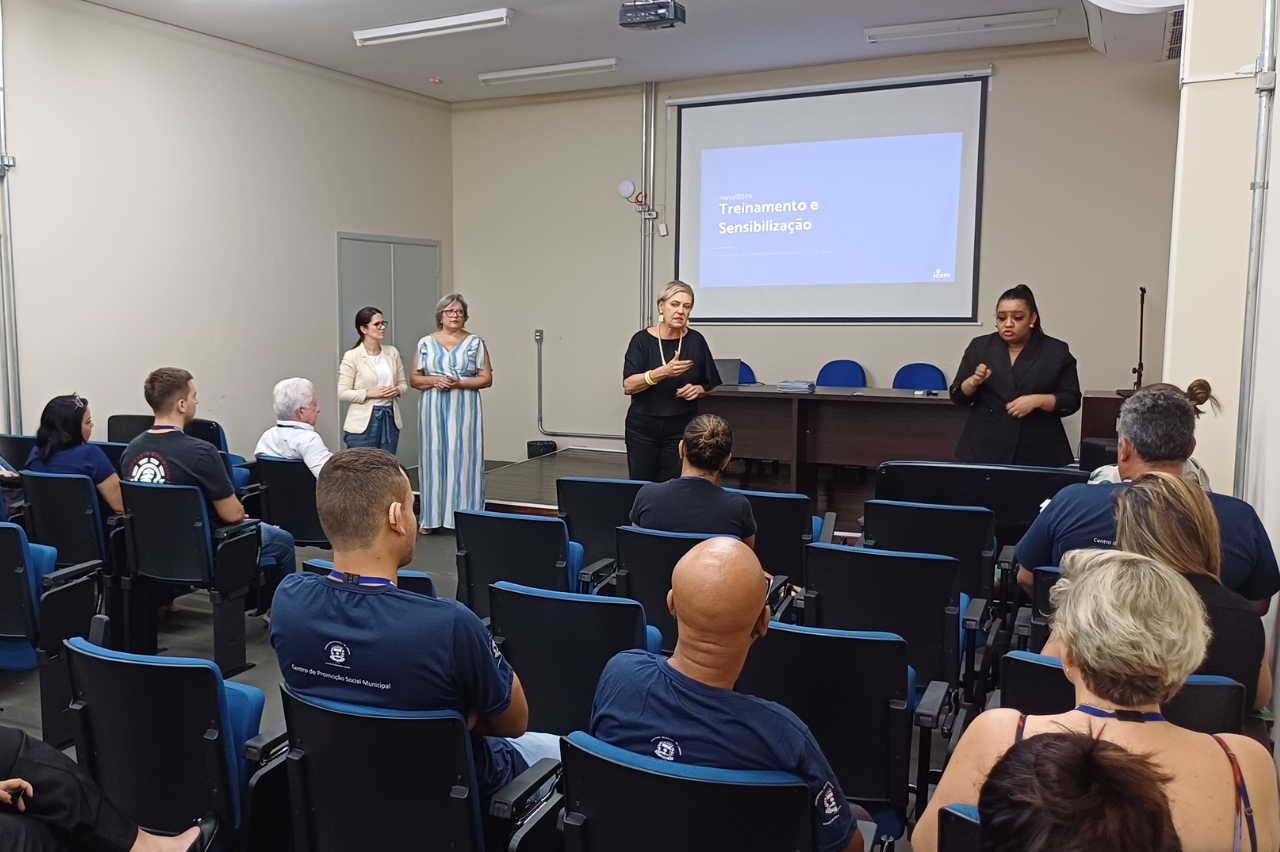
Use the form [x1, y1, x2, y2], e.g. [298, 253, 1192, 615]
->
[1014, 388, 1279, 611]
[254, 377, 333, 479]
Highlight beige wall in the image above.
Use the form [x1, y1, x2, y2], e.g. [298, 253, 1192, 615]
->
[1163, 0, 1264, 494]
[7, 0, 453, 452]
[454, 42, 1181, 463]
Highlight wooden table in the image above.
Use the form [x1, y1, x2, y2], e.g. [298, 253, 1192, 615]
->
[699, 385, 967, 492]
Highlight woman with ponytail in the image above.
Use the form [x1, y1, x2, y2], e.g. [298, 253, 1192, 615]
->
[629, 414, 756, 548]
[1088, 380, 1219, 489]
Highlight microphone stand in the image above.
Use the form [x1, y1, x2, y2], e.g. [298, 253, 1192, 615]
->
[1117, 287, 1146, 398]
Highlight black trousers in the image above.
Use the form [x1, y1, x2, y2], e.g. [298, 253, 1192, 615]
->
[0, 726, 137, 852]
[625, 411, 694, 483]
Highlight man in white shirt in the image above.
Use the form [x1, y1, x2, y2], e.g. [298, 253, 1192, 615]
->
[255, 378, 333, 479]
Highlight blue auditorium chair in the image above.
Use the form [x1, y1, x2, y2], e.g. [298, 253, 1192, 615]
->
[892, 363, 947, 391]
[737, 622, 943, 844]
[255, 455, 328, 548]
[21, 471, 110, 567]
[556, 477, 647, 568]
[106, 414, 152, 444]
[1013, 566, 1060, 653]
[489, 581, 661, 735]
[0, 523, 100, 747]
[997, 651, 1247, 735]
[454, 509, 584, 621]
[862, 500, 996, 601]
[725, 488, 833, 585]
[280, 685, 560, 852]
[937, 804, 981, 852]
[739, 361, 758, 384]
[816, 359, 866, 388]
[552, 732, 814, 852]
[65, 634, 286, 850]
[0, 433, 35, 470]
[120, 481, 267, 674]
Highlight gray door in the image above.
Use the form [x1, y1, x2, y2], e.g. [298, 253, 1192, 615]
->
[337, 235, 441, 470]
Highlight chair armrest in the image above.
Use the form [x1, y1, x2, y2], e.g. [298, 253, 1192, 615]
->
[579, 557, 616, 587]
[765, 574, 790, 612]
[88, 614, 110, 648]
[818, 512, 837, 544]
[914, 680, 949, 730]
[488, 757, 561, 821]
[41, 560, 102, 590]
[771, 593, 796, 623]
[962, 597, 987, 632]
[244, 722, 289, 766]
[998, 545, 1016, 570]
[239, 482, 262, 499]
[212, 518, 261, 541]
[1013, 606, 1033, 638]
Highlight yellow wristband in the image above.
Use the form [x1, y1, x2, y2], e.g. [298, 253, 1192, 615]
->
[644, 370, 657, 386]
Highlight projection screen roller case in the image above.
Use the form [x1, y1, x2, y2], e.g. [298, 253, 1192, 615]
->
[676, 78, 987, 324]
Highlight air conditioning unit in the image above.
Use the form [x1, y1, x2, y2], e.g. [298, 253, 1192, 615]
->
[1082, 0, 1184, 63]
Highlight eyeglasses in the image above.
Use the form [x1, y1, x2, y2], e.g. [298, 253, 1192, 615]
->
[370, 321, 388, 329]
[442, 309, 465, 317]
[70, 393, 86, 410]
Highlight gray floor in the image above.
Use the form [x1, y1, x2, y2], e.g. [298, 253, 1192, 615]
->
[0, 531, 462, 739]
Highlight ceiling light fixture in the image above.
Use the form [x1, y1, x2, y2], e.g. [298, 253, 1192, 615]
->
[354, 8, 511, 46]
[478, 57, 618, 86]
[865, 9, 1059, 44]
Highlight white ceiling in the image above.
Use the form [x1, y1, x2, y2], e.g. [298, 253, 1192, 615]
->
[84, 0, 1089, 102]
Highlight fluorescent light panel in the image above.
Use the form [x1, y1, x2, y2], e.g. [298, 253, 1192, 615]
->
[478, 57, 618, 85]
[865, 9, 1059, 44]
[354, 8, 511, 46]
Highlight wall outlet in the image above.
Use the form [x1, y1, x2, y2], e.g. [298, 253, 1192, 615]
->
[658, 223, 668, 237]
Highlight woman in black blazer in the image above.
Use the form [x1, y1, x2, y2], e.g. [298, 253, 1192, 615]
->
[950, 285, 1081, 466]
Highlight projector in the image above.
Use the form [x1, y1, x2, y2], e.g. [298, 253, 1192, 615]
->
[620, 1, 686, 30]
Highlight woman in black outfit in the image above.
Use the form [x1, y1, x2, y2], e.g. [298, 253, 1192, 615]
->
[623, 281, 722, 482]
[950, 285, 1081, 467]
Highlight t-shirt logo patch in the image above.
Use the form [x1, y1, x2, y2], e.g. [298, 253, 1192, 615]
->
[651, 736, 681, 761]
[325, 640, 351, 668]
[490, 638, 504, 662]
[817, 782, 842, 825]
[129, 453, 168, 484]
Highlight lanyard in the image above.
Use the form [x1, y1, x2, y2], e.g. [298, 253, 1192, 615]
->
[328, 569, 393, 588]
[149, 425, 182, 433]
[1074, 705, 1165, 723]
[276, 424, 303, 430]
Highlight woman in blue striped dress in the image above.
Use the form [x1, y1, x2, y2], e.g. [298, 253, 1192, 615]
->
[411, 294, 493, 533]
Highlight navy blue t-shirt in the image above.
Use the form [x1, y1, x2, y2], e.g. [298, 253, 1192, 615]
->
[269, 572, 523, 797]
[591, 651, 856, 852]
[26, 443, 117, 484]
[1015, 482, 1280, 601]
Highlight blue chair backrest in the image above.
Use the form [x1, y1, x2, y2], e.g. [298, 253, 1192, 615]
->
[739, 362, 757, 384]
[120, 482, 214, 584]
[725, 488, 813, 582]
[21, 471, 106, 565]
[736, 622, 912, 814]
[65, 636, 255, 830]
[454, 509, 574, 620]
[938, 804, 981, 852]
[0, 433, 35, 470]
[489, 581, 653, 735]
[187, 419, 229, 453]
[0, 522, 41, 644]
[280, 685, 484, 852]
[561, 731, 813, 852]
[89, 441, 129, 472]
[862, 500, 995, 599]
[256, 455, 327, 546]
[816, 360, 866, 388]
[557, 477, 647, 567]
[892, 363, 947, 391]
[107, 415, 153, 445]
[615, 527, 719, 653]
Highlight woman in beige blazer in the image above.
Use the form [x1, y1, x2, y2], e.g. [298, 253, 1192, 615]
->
[338, 307, 409, 453]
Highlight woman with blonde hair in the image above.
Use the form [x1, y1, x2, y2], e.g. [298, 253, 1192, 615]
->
[914, 549, 1279, 852]
[1116, 472, 1271, 710]
[622, 281, 723, 482]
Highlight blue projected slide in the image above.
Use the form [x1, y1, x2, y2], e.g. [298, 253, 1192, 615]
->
[699, 133, 963, 289]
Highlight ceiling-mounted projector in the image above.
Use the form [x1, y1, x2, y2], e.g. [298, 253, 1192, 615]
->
[620, 1, 686, 30]
[1082, 0, 1184, 63]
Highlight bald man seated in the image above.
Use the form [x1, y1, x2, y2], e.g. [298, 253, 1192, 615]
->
[589, 538, 863, 852]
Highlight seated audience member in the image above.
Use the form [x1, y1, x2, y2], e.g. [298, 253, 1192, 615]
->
[629, 415, 757, 548]
[1015, 388, 1279, 611]
[914, 549, 1280, 852]
[978, 733, 1182, 852]
[591, 538, 863, 852]
[0, 723, 209, 851]
[269, 448, 558, 800]
[120, 368, 296, 610]
[26, 394, 123, 514]
[1115, 472, 1270, 710]
[1089, 380, 1218, 490]
[254, 377, 332, 479]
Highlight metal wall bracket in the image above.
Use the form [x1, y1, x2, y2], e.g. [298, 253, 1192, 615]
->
[0, 155, 14, 177]
[1258, 71, 1277, 92]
